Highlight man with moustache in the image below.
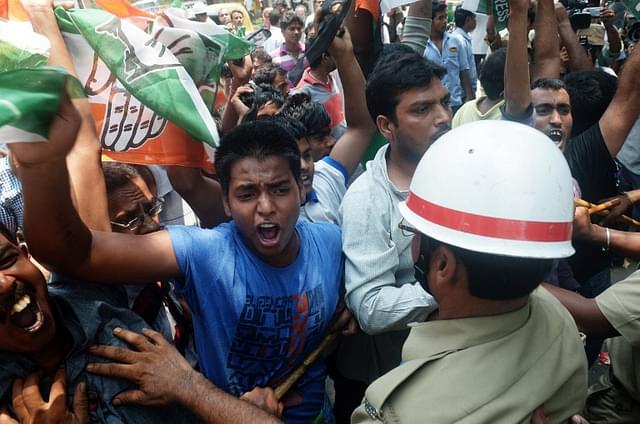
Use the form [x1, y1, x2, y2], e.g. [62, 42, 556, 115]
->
[333, 45, 452, 422]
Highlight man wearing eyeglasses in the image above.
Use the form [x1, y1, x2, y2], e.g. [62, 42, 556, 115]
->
[101, 161, 196, 365]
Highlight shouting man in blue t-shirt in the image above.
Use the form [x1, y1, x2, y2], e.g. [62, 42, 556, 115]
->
[9, 109, 345, 423]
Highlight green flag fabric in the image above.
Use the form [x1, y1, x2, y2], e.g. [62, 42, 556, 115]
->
[492, 0, 510, 32]
[0, 20, 50, 74]
[55, 6, 221, 146]
[153, 8, 253, 92]
[0, 67, 83, 143]
[623, 0, 640, 19]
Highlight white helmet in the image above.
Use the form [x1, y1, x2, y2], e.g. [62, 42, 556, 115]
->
[186, 1, 207, 19]
[398, 120, 575, 259]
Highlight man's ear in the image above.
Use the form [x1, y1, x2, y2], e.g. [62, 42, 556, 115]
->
[429, 245, 458, 290]
[376, 115, 395, 142]
[222, 193, 231, 218]
[298, 180, 306, 205]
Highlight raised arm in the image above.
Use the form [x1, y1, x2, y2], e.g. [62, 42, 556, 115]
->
[599, 31, 640, 157]
[532, 0, 561, 81]
[23, 1, 110, 232]
[8, 96, 180, 285]
[327, 29, 375, 177]
[221, 57, 253, 133]
[601, 8, 622, 57]
[504, 0, 532, 117]
[555, 3, 593, 72]
[402, 0, 433, 54]
[166, 166, 228, 228]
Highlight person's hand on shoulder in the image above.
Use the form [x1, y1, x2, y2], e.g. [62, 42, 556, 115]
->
[86, 327, 195, 407]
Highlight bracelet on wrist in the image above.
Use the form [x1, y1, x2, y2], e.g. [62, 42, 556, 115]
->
[602, 227, 611, 252]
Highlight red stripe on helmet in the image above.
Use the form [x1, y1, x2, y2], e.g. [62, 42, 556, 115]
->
[406, 192, 572, 242]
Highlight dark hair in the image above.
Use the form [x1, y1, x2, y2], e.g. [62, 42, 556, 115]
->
[280, 11, 304, 30]
[531, 78, 566, 91]
[102, 162, 140, 194]
[253, 64, 287, 86]
[0, 222, 17, 245]
[563, 70, 618, 137]
[366, 48, 446, 124]
[308, 39, 323, 69]
[251, 48, 273, 66]
[278, 93, 331, 137]
[432, 2, 447, 18]
[272, 116, 307, 140]
[269, 9, 282, 26]
[214, 120, 301, 193]
[421, 235, 552, 300]
[454, 7, 475, 28]
[479, 48, 506, 100]
[242, 84, 285, 122]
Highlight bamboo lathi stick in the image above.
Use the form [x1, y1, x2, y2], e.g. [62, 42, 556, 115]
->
[275, 332, 338, 400]
[574, 198, 640, 227]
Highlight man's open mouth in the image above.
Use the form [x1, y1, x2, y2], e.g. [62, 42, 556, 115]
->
[256, 223, 281, 247]
[549, 129, 563, 143]
[8, 284, 44, 333]
[301, 173, 312, 187]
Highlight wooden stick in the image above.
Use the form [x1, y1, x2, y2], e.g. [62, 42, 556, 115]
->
[588, 198, 621, 215]
[275, 332, 337, 400]
[574, 198, 640, 227]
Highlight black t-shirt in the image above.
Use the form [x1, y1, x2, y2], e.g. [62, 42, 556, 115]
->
[563, 123, 619, 283]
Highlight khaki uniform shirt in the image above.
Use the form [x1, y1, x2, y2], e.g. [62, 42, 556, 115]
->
[352, 288, 587, 424]
[596, 270, 640, 401]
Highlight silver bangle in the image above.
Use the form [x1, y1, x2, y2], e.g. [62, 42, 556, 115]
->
[602, 227, 611, 252]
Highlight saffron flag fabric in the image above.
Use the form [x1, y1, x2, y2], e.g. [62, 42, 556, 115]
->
[2, 2, 253, 167]
[56, 7, 219, 147]
[55, 5, 248, 167]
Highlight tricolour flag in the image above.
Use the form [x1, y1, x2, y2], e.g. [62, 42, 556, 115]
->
[56, 7, 219, 147]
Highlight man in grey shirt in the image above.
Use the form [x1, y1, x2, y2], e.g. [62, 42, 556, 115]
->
[334, 45, 452, 421]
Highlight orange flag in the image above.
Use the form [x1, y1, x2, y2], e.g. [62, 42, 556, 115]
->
[0, 0, 29, 20]
[94, 0, 154, 19]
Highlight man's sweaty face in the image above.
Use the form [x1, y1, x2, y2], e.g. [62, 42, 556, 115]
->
[532, 88, 573, 151]
[0, 234, 56, 354]
[226, 156, 302, 267]
[388, 79, 452, 164]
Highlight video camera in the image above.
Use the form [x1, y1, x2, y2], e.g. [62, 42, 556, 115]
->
[560, 0, 598, 30]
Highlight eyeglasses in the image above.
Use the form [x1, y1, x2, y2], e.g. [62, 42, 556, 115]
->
[398, 219, 419, 237]
[111, 198, 164, 232]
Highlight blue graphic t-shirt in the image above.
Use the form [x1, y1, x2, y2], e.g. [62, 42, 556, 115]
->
[168, 220, 343, 423]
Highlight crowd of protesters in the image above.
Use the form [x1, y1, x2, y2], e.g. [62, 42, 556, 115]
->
[2, 0, 640, 422]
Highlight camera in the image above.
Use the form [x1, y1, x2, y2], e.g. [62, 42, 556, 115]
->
[560, 0, 595, 30]
[628, 21, 640, 43]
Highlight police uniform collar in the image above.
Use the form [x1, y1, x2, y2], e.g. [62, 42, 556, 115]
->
[403, 298, 531, 362]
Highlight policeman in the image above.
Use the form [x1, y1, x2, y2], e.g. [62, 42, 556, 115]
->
[351, 120, 588, 423]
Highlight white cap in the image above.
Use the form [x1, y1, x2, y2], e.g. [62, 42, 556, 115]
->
[398, 120, 575, 259]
